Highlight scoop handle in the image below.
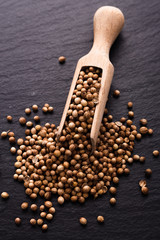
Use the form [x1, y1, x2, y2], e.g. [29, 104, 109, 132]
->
[92, 6, 124, 56]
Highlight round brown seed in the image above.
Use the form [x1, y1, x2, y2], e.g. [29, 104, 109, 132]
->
[37, 219, 43, 225]
[140, 118, 147, 125]
[139, 126, 148, 134]
[42, 224, 48, 231]
[145, 168, 152, 177]
[46, 213, 53, 221]
[25, 108, 31, 115]
[15, 217, 21, 225]
[79, 217, 87, 225]
[59, 56, 66, 63]
[1, 131, 8, 138]
[113, 90, 120, 97]
[30, 218, 36, 226]
[32, 104, 38, 112]
[1, 192, 9, 199]
[139, 180, 146, 188]
[153, 150, 159, 157]
[30, 204, 38, 211]
[45, 201, 52, 208]
[110, 197, 116, 205]
[19, 117, 26, 125]
[127, 102, 133, 108]
[141, 186, 149, 195]
[97, 216, 104, 223]
[21, 202, 28, 210]
[7, 115, 12, 122]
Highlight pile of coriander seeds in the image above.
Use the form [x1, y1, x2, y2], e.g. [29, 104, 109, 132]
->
[1, 66, 159, 231]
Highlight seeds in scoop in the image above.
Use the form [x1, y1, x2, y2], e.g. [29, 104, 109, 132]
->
[19, 117, 26, 125]
[59, 56, 66, 63]
[145, 168, 152, 177]
[21, 202, 28, 210]
[97, 216, 104, 223]
[42, 224, 48, 231]
[153, 150, 159, 157]
[110, 198, 116, 205]
[141, 186, 149, 195]
[7, 115, 12, 122]
[58, 196, 64, 205]
[45, 201, 52, 208]
[46, 213, 53, 221]
[25, 108, 31, 115]
[1, 192, 9, 199]
[140, 118, 147, 125]
[30, 204, 38, 211]
[127, 102, 133, 108]
[15, 217, 21, 225]
[10, 147, 16, 154]
[79, 217, 87, 225]
[113, 90, 120, 97]
[34, 115, 40, 122]
[37, 219, 43, 225]
[139, 126, 148, 134]
[32, 104, 38, 112]
[30, 218, 36, 226]
[139, 180, 146, 188]
[48, 106, 54, 112]
[1, 131, 8, 138]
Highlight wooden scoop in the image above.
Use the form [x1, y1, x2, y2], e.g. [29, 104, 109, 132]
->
[57, 6, 125, 151]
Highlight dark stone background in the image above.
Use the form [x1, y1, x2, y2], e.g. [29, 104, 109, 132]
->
[0, 0, 160, 239]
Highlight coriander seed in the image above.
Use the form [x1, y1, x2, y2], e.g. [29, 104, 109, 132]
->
[48, 106, 54, 112]
[7, 115, 13, 122]
[42, 224, 48, 231]
[127, 102, 133, 108]
[58, 56, 66, 63]
[37, 219, 43, 225]
[32, 104, 38, 112]
[10, 147, 16, 154]
[30, 204, 38, 211]
[42, 107, 48, 113]
[19, 117, 26, 125]
[153, 150, 159, 157]
[145, 168, 152, 177]
[25, 108, 31, 115]
[141, 186, 149, 195]
[113, 89, 120, 97]
[79, 217, 87, 225]
[15, 217, 21, 225]
[110, 197, 116, 205]
[21, 202, 28, 210]
[97, 215, 104, 223]
[140, 118, 147, 125]
[1, 131, 8, 138]
[34, 116, 40, 122]
[46, 213, 53, 221]
[30, 218, 36, 226]
[1, 192, 9, 199]
[58, 196, 64, 205]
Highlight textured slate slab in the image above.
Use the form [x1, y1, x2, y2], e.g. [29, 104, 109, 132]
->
[0, 0, 160, 240]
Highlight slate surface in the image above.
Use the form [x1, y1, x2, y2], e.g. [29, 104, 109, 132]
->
[0, 0, 160, 240]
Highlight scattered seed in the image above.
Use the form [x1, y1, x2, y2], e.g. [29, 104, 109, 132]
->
[7, 115, 12, 122]
[42, 224, 48, 231]
[30, 218, 36, 226]
[141, 186, 149, 195]
[48, 106, 54, 112]
[34, 116, 40, 122]
[139, 156, 145, 163]
[10, 147, 16, 154]
[42, 107, 48, 113]
[25, 108, 31, 115]
[148, 128, 153, 135]
[128, 111, 134, 118]
[113, 90, 120, 97]
[30, 204, 38, 211]
[58, 196, 64, 205]
[127, 102, 133, 108]
[44, 201, 52, 208]
[79, 217, 87, 225]
[1, 192, 9, 199]
[32, 105, 38, 112]
[46, 213, 53, 221]
[21, 202, 28, 210]
[145, 168, 152, 177]
[49, 207, 55, 214]
[37, 219, 43, 226]
[139, 126, 148, 134]
[153, 150, 159, 157]
[110, 198, 116, 205]
[26, 121, 33, 128]
[1, 131, 8, 138]
[139, 180, 146, 188]
[15, 217, 21, 225]
[19, 117, 26, 125]
[140, 119, 147, 125]
[97, 216, 104, 223]
[59, 56, 66, 64]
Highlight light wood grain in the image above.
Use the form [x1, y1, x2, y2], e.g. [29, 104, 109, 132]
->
[57, 6, 124, 151]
